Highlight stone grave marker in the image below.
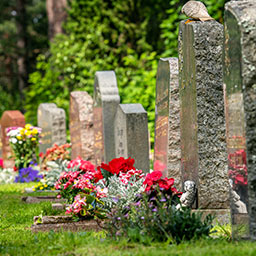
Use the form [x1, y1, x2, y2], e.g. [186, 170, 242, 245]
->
[115, 103, 149, 172]
[37, 103, 66, 154]
[0, 110, 25, 168]
[70, 91, 94, 162]
[178, 20, 229, 214]
[224, 0, 256, 240]
[153, 57, 181, 188]
[93, 71, 120, 166]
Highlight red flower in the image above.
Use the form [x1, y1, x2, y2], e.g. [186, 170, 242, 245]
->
[13, 166, 18, 172]
[0, 158, 3, 169]
[98, 157, 135, 176]
[39, 152, 44, 159]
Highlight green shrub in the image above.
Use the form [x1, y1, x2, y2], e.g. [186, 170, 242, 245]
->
[106, 191, 214, 244]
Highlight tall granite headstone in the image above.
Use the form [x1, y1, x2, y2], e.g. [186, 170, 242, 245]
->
[178, 20, 229, 211]
[93, 71, 120, 166]
[115, 104, 149, 172]
[37, 103, 66, 154]
[224, 0, 256, 240]
[70, 91, 94, 162]
[0, 110, 25, 167]
[153, 57, 181, 188]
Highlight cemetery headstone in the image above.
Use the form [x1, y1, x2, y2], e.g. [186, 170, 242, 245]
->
[178, 20, 229, 212]
[0, 110, 25, 168]
[224, 0, 256, 240]
[70, 91, 94, 162]
[37, 103, 66, 154]
[153, 57, 181, 188]
[93, 71, 120, 166]
[115, 104, 149, 172]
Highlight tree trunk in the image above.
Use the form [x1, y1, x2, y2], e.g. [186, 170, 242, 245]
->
[16, 0, 29, 107]
[46, 0, 67, 40]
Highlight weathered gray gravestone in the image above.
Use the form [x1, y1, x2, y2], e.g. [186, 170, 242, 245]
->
[115, 104, 149, 172]
[37, 103, 66, 154]
[178, 20, 229, 215]
[70, 91, 94, 162]
[153, 57, 181, 188]
[224, 0, 256, 240]
[93, 71, 120, 166]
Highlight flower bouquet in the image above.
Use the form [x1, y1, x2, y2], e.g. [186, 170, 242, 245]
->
[7, 124, 41, 169]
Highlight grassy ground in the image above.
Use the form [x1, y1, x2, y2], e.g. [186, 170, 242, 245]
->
[1, 183, 256, 256]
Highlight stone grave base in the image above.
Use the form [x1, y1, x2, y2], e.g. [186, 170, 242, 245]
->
[25, 188, 60, 193]
[52, 203, 68, 211]
[31, 215, 102, 232]
[22, 196, 67, 204]
[192, 209, 230, 225]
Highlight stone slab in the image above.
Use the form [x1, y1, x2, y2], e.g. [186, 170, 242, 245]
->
[22, 196, 67, 204]
[70, 91, 94, 162]
[178, 20, 229, 209]
[31, 221, 102, 233]
[24, 188, 60, 193]
[115, 104, 149, 172]
[93, 71, 120, 166]
[192, 209, 230, 226]
[32, 215, 102, 232]
[52, 203, 67, 211]
[37, 103, 66, 154]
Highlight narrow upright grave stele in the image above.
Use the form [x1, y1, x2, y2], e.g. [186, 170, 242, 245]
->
[93, 71, 120, 166]
[115, 103, 149, 172]
[178, 18, 229, 218]
[70, 91, 94, 162]
[153, 57, 181, 188]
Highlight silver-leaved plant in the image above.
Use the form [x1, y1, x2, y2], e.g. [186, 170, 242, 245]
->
[97, 173, 145, 211]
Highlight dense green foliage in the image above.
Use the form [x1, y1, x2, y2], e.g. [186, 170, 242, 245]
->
[25, 0, 228, 146]
[106, 190, 213, 244]
[0, 0, 48, 116]
[1, 183, 256, 255]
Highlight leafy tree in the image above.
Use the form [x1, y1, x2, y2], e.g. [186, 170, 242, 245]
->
[0, 0, 48, 117]
[26, 0, 228, 147]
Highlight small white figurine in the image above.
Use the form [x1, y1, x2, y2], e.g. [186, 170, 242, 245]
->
[176, 180, 196, 210]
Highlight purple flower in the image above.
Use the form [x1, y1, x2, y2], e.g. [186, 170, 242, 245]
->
[152, 208, 158, 212]
[15, 167, 43, 183]
[112, 197, 119, 203]
[141, 216, 145, 220]
[160, 198, 166, 202]
[117, 217, 121, 220]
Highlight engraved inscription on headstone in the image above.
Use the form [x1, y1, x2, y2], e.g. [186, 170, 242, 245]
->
[115, 104, 149, 172]
[178, 20, 229, 209]
[153, 57, 181, 188]
[0, 110, 25, 167]
[37, 103, 66, 154]
[93, 71, 120, 166]
[224, 0, 256, 240]
[70, 91, 94, 162]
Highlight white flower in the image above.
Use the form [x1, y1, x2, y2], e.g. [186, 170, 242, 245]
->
[19, 141, 23, 144]
[10, 138, 17, 144]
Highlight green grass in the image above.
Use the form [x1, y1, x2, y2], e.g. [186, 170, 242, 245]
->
[1, 183, 256, 256]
